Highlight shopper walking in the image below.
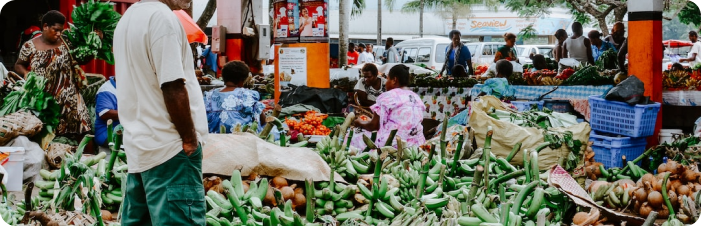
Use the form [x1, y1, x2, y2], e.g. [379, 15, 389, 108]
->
[113, 0, 209, 225]
[563, 22, 595, 65]
[440, 30, 474, 76]
[494, 33, 519, 63]
[381, 37, 400, 64]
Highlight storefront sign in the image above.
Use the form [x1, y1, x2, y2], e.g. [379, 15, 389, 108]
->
[273, 0, 300, 43]
[278, 47, 308, 86]
[445, 17, 571, 35]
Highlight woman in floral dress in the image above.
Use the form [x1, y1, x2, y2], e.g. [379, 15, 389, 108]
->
[14, 10, 92, 135]
[204, 61, 266, 133]
[352, 65, 425, 149]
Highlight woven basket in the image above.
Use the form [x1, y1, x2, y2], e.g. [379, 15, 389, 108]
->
[0, 119, 19, 146]
[46, 143, 75, 169]
[81, 73, 107, 106]
[3, 111, 43, 137]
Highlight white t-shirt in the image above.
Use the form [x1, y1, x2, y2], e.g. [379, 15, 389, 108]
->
[353, 77, 386, 101]
[358, 52, 375, 64]
[113, 0, 209, 173]
[688, 42, 701, 67]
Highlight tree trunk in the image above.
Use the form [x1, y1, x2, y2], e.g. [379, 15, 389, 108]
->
[377, 0, 382, 45]
[452, 5, 458, 30]
[614, 6, 627, 23]
[196, 0, 217, 32]
[340, 0, 349, 66]
[597, 17, 610, 37]
[419, 0, 424, 37]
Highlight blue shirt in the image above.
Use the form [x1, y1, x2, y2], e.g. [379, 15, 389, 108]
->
[204, 88, 265, 133]
[202, 47, 218, 73]
[95, 77, 119, 146]
[591, 41, 617, 61]
[445, 45, 471, 75]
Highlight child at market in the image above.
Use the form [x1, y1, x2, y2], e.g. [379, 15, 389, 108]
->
[530, 54, 548, 72]
[204, 61, 267, 134]
[351, 65, 426, 150]
[479, 59, 515, 100]
[451, 65, 468, 77]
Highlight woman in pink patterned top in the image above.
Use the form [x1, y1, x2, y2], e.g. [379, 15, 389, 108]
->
[353, 65, 426, 148]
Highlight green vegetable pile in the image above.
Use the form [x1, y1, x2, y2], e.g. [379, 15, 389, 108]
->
[0, 72, 61, 132]
[595, 49, 618, 70]
[64, 0, 121, 65]
[562, 65, 613, 86]
[410, 74, 478, 88]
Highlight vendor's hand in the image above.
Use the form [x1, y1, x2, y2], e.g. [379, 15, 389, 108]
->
[183, 140, 199, 156]
[352, 118, 364, 128]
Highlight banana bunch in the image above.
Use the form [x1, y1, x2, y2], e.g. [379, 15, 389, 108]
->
[345, 176, 413, 225]
[590, 182, 630, 211]
[540, 76, 563, 86]
[388, 206, 441, 226]
[312, 181, 356, 216]
[0, 201, 22, 225]
[315, 135, 370, 181]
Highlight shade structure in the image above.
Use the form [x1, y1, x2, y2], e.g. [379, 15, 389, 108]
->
[663, 40, 693, 48]
[173, 10, 208, 44]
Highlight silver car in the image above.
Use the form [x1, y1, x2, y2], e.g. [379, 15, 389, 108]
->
[515, 45, 556, 64]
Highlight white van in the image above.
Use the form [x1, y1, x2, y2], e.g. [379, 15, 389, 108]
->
[394, 37, 452, 71]
[463, 42, 508, 65]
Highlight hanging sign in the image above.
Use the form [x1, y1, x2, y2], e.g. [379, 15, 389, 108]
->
[299, 0, 329, 43]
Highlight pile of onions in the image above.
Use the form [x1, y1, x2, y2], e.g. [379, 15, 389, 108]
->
[629, 160, 701, 219]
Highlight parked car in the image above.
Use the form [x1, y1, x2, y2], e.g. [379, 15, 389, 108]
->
[394, 37, 452, 70]
[515, 45, 555, 64]
[463, 42, 507, 65]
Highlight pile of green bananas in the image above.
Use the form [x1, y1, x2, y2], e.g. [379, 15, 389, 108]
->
[311, 181, 356, 216]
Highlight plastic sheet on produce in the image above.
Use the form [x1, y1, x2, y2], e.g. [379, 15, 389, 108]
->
[279, 86, 348, 114]
[202, 133, 345, 183]
[469, 96, 591, 170]
[548, 165, 646, 225]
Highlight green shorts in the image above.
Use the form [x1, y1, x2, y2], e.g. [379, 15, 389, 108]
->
[121, 146, 205, 226]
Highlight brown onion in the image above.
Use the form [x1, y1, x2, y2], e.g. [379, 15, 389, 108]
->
[639, 202, 653, 217]
[264, 187, 276, 206]
[243, 181, 250, 193]
[281, 186, 295, 200]
[669, 190, 679, 209]
[647, 191, 663, 209]
[272, 176, 289, 188]
[677, 185, 691, 197]
[572, 212, 590, 225]
[658, 163, 668, 173]
[658, 205, 670, 219]
[671, 180, 683, 192]
[634, 187, 648, 203]
[682, 170, 698, 183]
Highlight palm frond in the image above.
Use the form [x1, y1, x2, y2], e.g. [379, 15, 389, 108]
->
[351, 0, 366, 18]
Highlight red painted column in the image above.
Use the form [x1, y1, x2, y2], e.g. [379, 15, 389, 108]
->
[628, 0, 663, 145]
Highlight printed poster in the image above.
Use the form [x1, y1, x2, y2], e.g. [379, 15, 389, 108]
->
[279, 47, 308, 87]
[273, 0, 299, 43]
[299, 0, 329, 43]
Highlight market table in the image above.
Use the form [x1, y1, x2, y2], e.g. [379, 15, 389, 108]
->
[469, 85, 614, 119]
[662, 90, 701, 106]
[411, 87, 471, 120]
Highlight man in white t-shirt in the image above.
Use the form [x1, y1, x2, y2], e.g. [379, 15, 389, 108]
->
[681, 31, 701, 67]
[357, 43, 374, 64]
[113, 0, 209, 225]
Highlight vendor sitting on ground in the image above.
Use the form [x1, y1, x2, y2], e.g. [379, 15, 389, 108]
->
[671, 63, 685, 72]
[94, 76, 119, 147]
[354, 63, 386, 107]
[529, 54, 548, 72]
[479, 59, 515, 100]
[352, 65, 425, 149]
[204, 60, 266, 133]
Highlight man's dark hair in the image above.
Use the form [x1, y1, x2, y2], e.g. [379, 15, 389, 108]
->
[349, 43, 356, 50]
[572, 22, 583, 35]
[452, 65, 467, 77]
[530, 54, 547, 70]
[386, 37, 394, 44]
[362, 63, 379, 77]
[554, 29, 567, 39]
[42, 10, 65, 27]
[503, 33, 517, 41]
[495, 59, 513, 78]
[388, 65, 410, 86]
[449, 30, 461, 39]
[221, 61, 250, 84]
[690, 31, 698, 37]
[358, 43, 366, 48]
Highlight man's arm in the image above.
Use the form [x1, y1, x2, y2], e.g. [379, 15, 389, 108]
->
[618, 40, 628, 69]
[355, 91, 375, 107]
[584, 38, 595, 65]
[353, 112, 380, 131]
[162, 80, 198, 156]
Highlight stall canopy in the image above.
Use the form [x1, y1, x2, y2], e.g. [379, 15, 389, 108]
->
[173, 10, 208, 44]
[663, 40, 693, 48]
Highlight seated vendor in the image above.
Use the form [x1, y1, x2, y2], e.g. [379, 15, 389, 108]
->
[95, 76, 119, 147]
[354, 63, 385, 107]
[452, 65, 468, 77]
[352, 65, 425, 149]
[671, 63, 685, 72]
[204, 60, 266, 133]
[479, 59, 515, 100]
[529, 54, 548, 72]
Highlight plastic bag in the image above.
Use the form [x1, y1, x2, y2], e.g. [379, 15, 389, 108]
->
[604, 75, 649, 105]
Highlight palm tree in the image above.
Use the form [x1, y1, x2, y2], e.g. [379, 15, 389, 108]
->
[398, 0, 478, 37]
[339, 0, 366, 66]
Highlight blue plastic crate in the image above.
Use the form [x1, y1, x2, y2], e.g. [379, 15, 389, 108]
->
[544, 99, 575, 114]
[589, 95, 661, 138]
[592, 142, 647, 169]
[589, 131, 647, 147]
[511, 101, 544, 112]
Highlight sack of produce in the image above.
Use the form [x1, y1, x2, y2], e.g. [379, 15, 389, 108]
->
[469, 96, 591, 171]
[604, 75, 650, 105]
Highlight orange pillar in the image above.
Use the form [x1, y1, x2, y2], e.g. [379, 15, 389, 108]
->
[628, 0, 663, 145]
[274, 43, 330, 102]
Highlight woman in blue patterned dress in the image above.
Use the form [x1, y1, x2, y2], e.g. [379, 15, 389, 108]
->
[204, 61, 266, 133]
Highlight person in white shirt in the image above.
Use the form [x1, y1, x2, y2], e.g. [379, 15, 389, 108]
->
[113, 0, 209, 224]
[382, 37, 400, 64]
[681, 31, 701, 67]
[358, 43, 375, 64]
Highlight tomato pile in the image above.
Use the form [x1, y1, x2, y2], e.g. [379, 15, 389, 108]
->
[474, 65, 489, 75]
[284, 111, 331, 136]
[555, 68, 575, 80]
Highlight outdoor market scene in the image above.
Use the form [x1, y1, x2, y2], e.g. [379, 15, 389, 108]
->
[2, 0, 701, 225]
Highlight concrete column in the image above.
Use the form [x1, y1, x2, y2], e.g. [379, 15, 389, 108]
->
[628, 0, 663, 144]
